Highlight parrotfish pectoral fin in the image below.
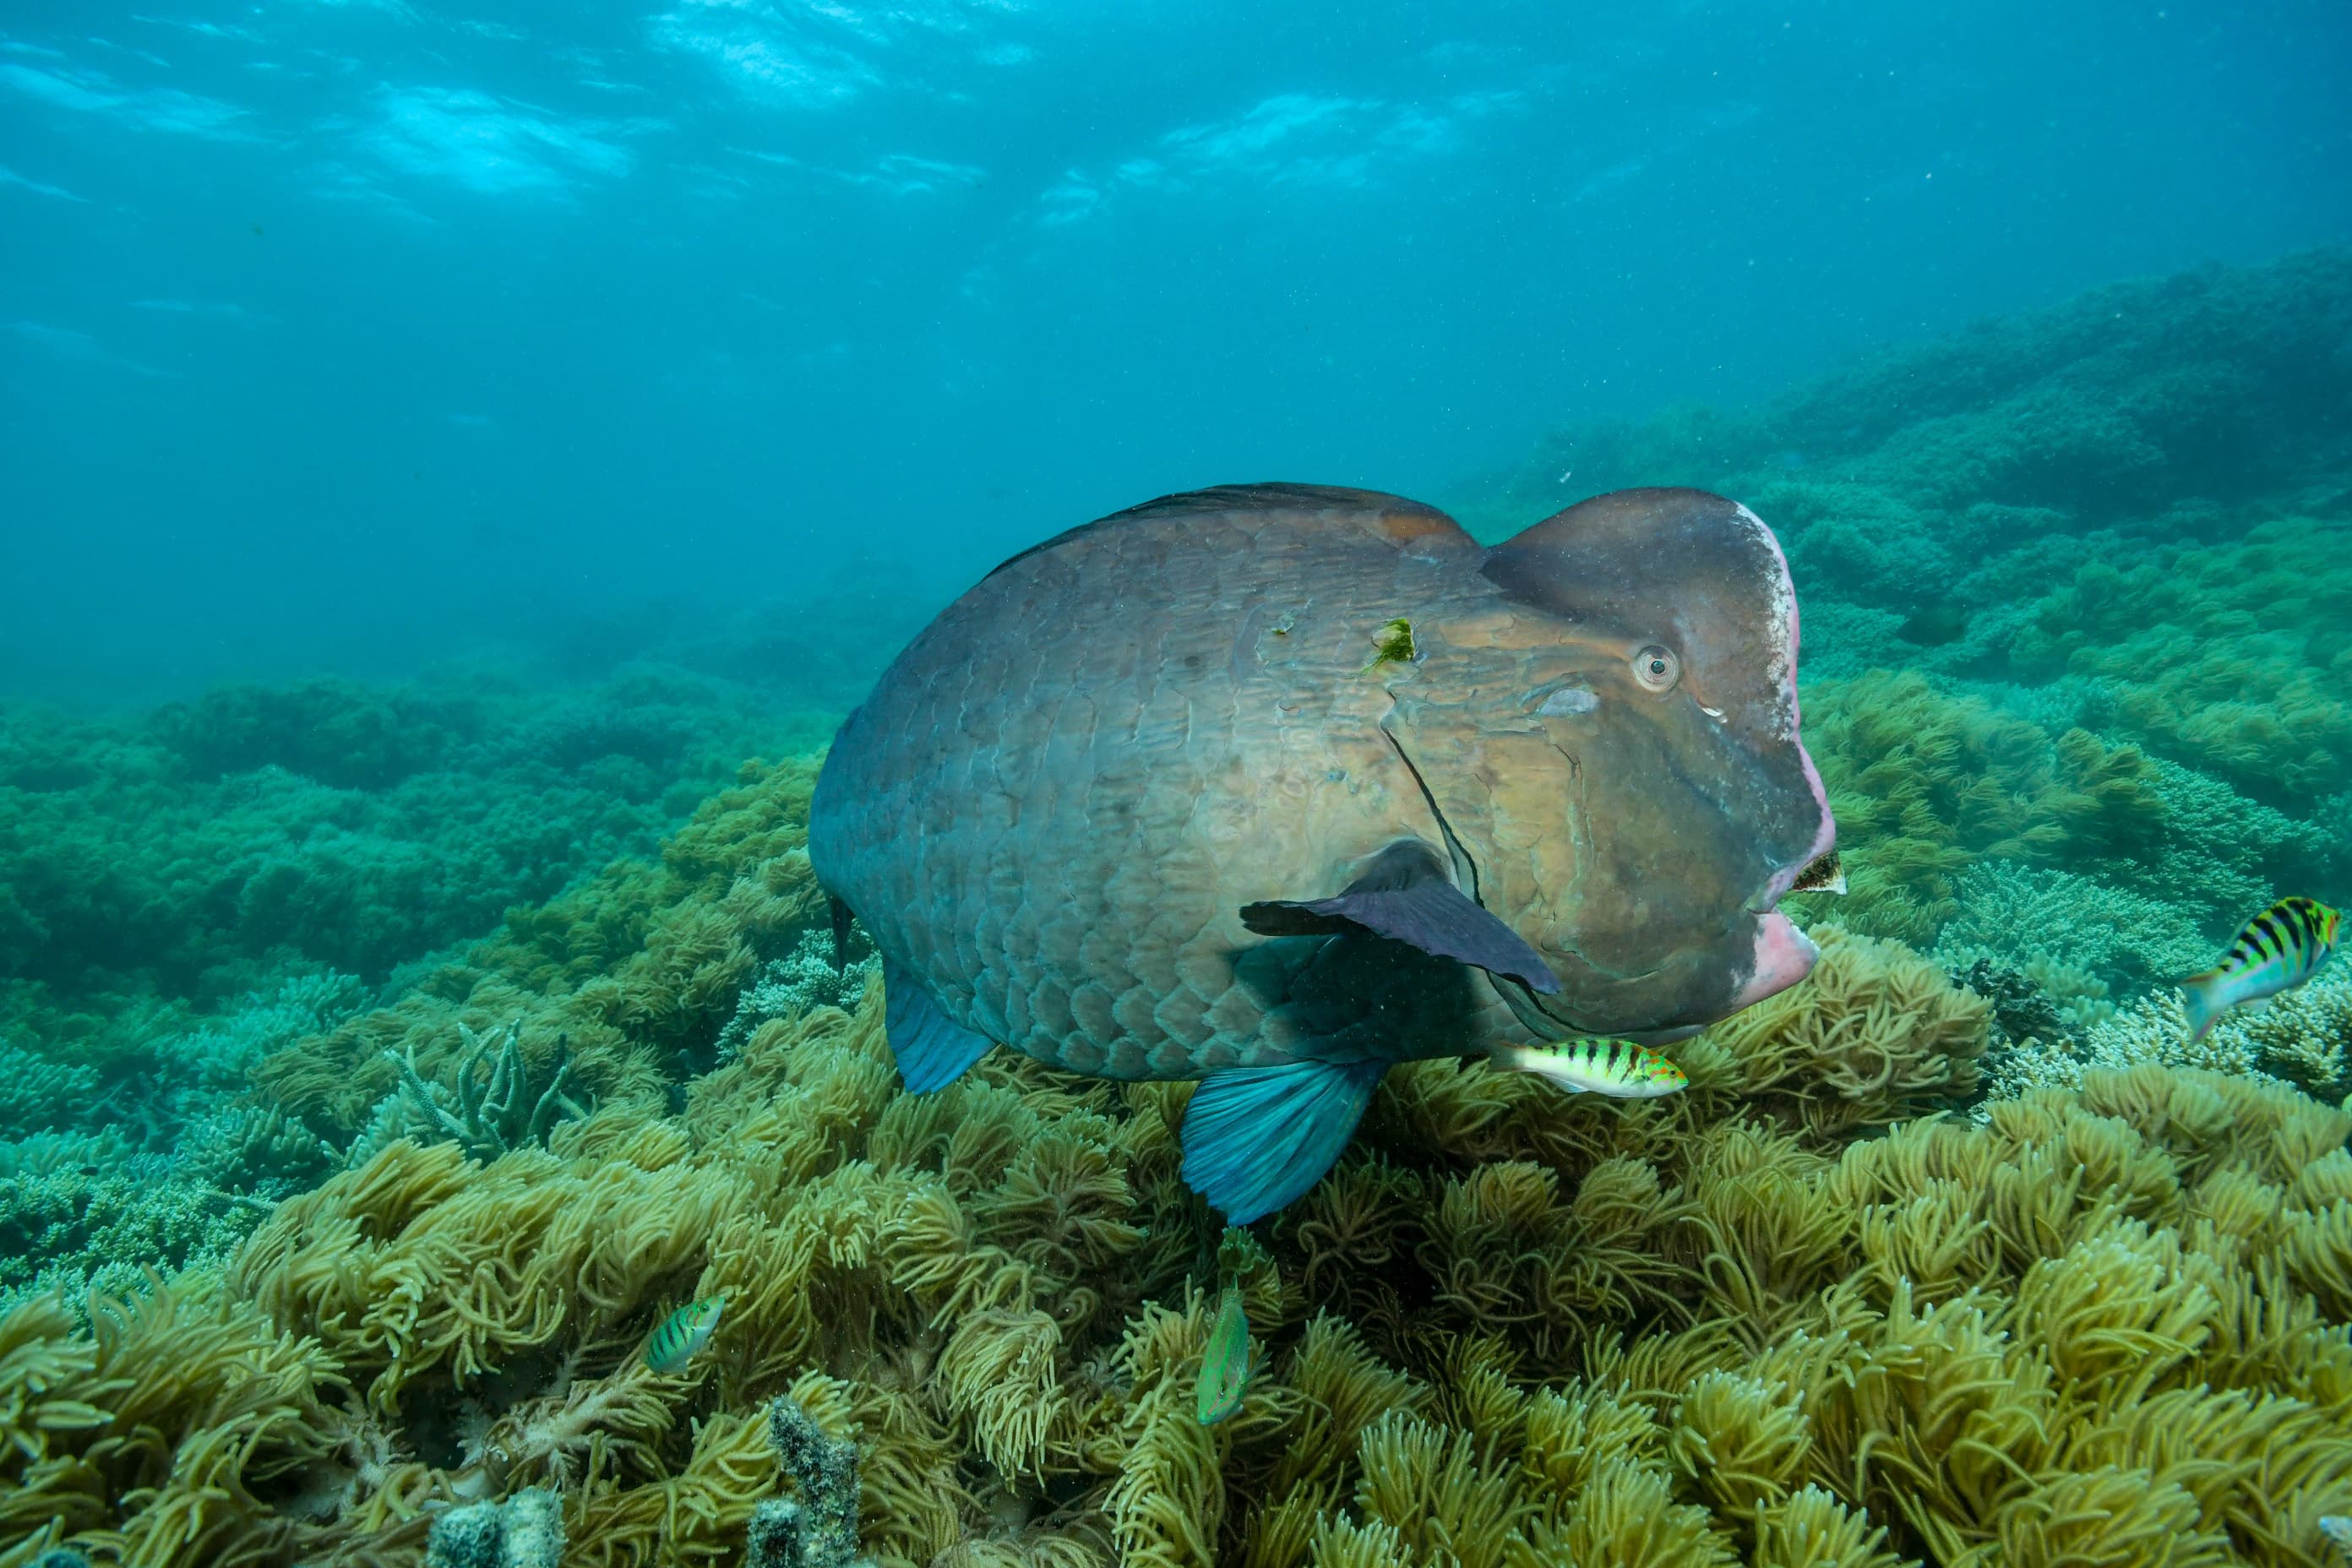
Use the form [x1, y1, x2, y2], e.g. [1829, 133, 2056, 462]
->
[1238, 839, 1563, 994]
[882, 959, 995, 1092]
[1180, 1058, 1387, 1224]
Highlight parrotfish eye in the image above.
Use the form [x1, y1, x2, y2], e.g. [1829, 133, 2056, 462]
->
[1630, 644, 1680, 694]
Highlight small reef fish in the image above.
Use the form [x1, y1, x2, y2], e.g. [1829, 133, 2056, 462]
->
[1195, 1285, 1254, 1425]
[645, 1294, 724, 1373]
[1492, 1037, 1689, 1098]
[812, 484, 1838, 1225]
[2322, 1515, 2352, 1558]
[2179, 896, 2340, 1043]
[1788, 847, 1846, 896]
[1896, 602, 1969, 647]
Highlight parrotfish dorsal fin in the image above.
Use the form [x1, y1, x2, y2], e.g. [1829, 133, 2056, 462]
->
[882, 959, 996, 1092]
[982, 483, 1470, 582]
[1239, 839, 1564, 994]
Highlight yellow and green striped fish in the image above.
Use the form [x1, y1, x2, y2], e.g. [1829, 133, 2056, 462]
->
[1195, 1285, 1253, 1425]
[1491, 1037, 1688, 1098]
[644, 1294, 725, 1373]
[2180, 896, 2340, 1043]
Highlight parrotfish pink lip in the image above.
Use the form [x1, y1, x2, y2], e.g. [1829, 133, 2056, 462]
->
[1729, 911, 1819, 1011]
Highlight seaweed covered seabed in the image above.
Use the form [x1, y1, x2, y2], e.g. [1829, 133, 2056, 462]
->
[3, 250, 2350, 1566]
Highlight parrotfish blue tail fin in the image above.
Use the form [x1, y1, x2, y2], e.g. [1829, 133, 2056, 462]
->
[882, 959, 995, 1092]
[1179, 1059, 1386, 1224]
[2179, 971, 2229, 1044]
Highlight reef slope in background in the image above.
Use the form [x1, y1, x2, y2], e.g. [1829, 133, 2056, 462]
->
[1, 249, 2349, 1565]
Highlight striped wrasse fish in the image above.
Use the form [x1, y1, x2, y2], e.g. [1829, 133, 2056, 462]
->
[2179, 896, 2340, 1043]
[1195, 1285, 1254, 1425]
[1491, 1037, 1689, 1097]
[645, 1294, 725, 1373]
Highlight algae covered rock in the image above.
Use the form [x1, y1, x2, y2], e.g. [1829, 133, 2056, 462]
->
[750, 1394, 868, 1568]
[427, 1487, 565, 1568]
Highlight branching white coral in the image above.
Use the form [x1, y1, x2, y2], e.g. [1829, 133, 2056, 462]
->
[716, 929, 879, 1062]
[2223, 959, 2352, 1100]
[1935, 858, 2212, 991]
[1980, 966, 2352, 1109]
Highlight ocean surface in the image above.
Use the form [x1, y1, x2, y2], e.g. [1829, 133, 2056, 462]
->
[3, 3, 2352, 1565]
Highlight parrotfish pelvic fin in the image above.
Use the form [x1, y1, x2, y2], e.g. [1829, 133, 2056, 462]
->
[830, 896, 856, 975]
[1180, 1057, 1387, 1223]
[882, 958, 996, 1092]
[1238, 838, 1564, 995]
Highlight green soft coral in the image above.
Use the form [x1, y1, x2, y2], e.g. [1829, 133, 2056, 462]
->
[349, 1020, 592, 1166]
[0, 667, 811, 1022]
[253, 756, 829, 1144]
[1794, 671, 2166, 945]
[5, 897, 2350, 1568]
[8, 250, 2352, 1568]
[2014, 518, 2352, 801]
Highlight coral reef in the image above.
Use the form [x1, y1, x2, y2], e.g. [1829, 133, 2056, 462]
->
[426, 1488, 565, 1568]
[0, 663, 823, 1055]
[0, 1159, 269, 1312]
[1790, 672, 2167, 947]
[751, 1395, 868, 1568]
[245, 754, 827, 1152]
[1932, 858, 2206, 1014]
[2057, 964, 2352, 1100]
[1963, 938, 2351, 1114]
[716, 931, 879, 1064]
[8, 942, 2352, 1566]
[349, 1021, 592, 1167]
[2, 249, 2349, 1568]
[2012, 518, 2352, 803]
[0, 1045, 97, 1141]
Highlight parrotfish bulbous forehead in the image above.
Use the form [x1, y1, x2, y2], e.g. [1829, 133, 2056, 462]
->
[1429, 487, 1837, 1034]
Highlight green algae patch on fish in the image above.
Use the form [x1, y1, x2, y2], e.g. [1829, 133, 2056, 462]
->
[1358, 617, 1419, 674]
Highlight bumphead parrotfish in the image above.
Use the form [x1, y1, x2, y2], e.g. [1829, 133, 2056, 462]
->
[808, 484, 1838, 1223]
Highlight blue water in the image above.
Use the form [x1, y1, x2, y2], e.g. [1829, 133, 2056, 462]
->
[3, 0, 2349, 701]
